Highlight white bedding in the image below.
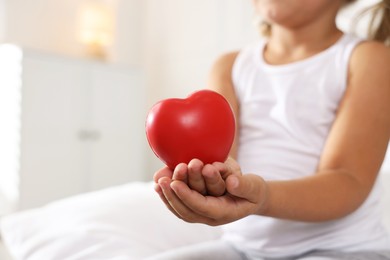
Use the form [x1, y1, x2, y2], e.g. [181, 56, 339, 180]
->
[0, 182, 222, 260]
[0, 240, 13, 260]
[1, 173, 390, 260]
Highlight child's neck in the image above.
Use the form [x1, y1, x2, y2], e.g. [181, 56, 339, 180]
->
[264, 22, 343, 65]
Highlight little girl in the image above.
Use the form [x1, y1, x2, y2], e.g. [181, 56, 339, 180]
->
[152, 0, 390, 259]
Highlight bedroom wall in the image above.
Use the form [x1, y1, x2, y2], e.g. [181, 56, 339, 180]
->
[4, 0, 83, 57]
[3, 0, 144, 67]
[0, 0, 5, 42]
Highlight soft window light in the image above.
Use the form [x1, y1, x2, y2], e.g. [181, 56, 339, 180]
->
[79, 2, 114, 60]
[0, 44, 22, 215]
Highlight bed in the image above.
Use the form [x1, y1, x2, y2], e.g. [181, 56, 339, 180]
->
[0, 182, 222, 260]
[1, 172, 390, 260]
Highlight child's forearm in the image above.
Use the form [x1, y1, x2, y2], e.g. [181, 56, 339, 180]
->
[257, 169, 372, 222]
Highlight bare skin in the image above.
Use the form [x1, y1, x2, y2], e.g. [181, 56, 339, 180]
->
[154, 0, 390, 226]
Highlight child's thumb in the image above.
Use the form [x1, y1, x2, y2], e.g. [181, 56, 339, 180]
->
[226, 174, 266, 204]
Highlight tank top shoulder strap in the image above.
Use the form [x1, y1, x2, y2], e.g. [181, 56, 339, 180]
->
[334, 34, 364, 95]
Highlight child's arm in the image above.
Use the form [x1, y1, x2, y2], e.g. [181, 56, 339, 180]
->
[206, 52, 240, 160]
[260, 41, 390, 221]
[155, 42, 390, 225]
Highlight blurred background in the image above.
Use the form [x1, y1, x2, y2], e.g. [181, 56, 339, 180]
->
[0, 0, 387, 216]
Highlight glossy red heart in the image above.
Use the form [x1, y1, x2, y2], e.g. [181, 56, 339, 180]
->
[145, 90, 235, 170]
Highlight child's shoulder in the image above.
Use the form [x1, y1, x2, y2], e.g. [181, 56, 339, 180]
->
[347, 40, 390, 96]
[210, 51, 240, 77]
[350, 40, 390, 70]
[215, 51, 240, 65]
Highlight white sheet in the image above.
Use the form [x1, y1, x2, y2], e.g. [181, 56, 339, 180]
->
[0, 182, 222, 260]
[2, 173, 390, 260]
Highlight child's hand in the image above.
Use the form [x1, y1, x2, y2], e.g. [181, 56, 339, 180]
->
[154, 158, 268, 226]
[154, 158, 235, 197]
[171, 159, 228, 196]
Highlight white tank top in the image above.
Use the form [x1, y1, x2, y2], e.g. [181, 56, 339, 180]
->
[222, 34, 390, 258]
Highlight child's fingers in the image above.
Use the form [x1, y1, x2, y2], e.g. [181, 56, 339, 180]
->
[155, 178, 182, 220]
[212, 159, 241, 179]
[202, 164, 226, 196]
[159, 178, 212, 224]
[187, 159, 207, 195]
[172, 163, 188, 183]
[226, 174, 266, 204]
[169, 180, 215, 224]
[153, 166, 173, 183]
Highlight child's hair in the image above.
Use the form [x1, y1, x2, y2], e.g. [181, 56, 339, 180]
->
[362, 0, 390, 46]
[260, 0, 390, 46]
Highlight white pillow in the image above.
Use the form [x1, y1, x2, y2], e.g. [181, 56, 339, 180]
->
[0, 182, 222, 260]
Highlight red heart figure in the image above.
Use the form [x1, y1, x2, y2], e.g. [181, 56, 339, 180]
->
[145, 90, 235, 170]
